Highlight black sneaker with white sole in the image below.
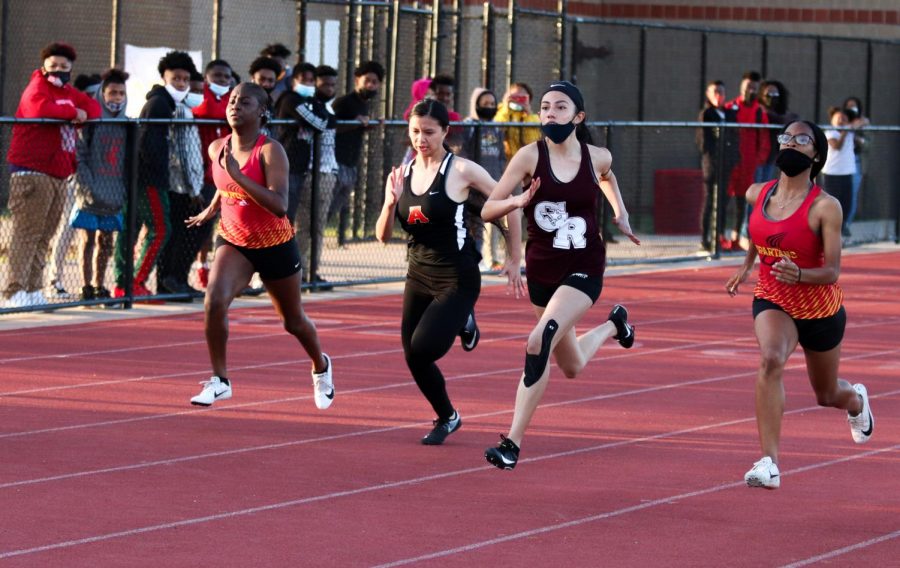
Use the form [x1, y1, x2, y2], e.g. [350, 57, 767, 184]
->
[485, 435, 520, 470]
[607, 304, 635, 349]
[459, 312, 479, 352]
[421, 411, 462, 445]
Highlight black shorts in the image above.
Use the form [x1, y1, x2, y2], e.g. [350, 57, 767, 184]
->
[752, 297, 846, 352]
[216, 237, 301, 281]
[527, 273, 603, 308]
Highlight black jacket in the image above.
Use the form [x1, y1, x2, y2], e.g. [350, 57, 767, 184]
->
[138, 85, 176, 189]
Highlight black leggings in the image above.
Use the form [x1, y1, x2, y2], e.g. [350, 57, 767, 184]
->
[401, 264, 480, 420]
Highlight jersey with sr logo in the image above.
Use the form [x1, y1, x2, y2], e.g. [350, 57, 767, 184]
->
[523, 140, 606, 285]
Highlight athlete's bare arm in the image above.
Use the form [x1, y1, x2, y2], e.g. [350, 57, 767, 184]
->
[589, 145, 639, 245]
[482, 143, 540, 222]
[726, 182, 766, 295]
[375, 166, 404, 243]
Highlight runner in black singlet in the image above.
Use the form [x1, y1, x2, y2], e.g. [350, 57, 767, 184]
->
[480, 81, 641, 469]
[376, 99, 524, 445]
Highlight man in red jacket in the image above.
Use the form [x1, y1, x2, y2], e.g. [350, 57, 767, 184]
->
[724, 70, 769, 251]
[181, 59, 232, 288]
[4, 42, 101, 308]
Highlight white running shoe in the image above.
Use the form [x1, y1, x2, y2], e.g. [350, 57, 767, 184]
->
[744, 456, 780, 489]
[312, 353, 334, 410]
[3, 290, 31, 308]
[848, 383, 874, 444]
[190, 376, 232, 406]
[28, 290, 49, 306]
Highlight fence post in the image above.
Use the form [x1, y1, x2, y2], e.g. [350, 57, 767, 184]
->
[557, 0, 567, 81]
[122, 119, 140, 309]
[507, 0, 516, 88]
[310, 129, 322, 286]
[714, 122, 727, 259]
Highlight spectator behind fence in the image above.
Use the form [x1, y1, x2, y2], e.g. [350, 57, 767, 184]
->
[696, 80, 739, 252]
[249, 56, 282, 102]
[4, 42, 101, 308]
[48, 73, 104, 299]
[429, 74, 463, 152]
[259, 43, 292, 104]
[274, 63, 317, 229]
[758, 80, 799, 181]
[843, 96, 870, 232]
[299, 65, 339, 289]
[330, 60, 385, 247]
[154, 70, 205, 299]
[69, 69, 129, 302]
[187, 59, 233, 289]
[725, 70, 769, 252]
[494, 82, 541, 163]
[113, 50, 198, 300]
[822, 107, 856, 238]
[462, 87, 507, 269]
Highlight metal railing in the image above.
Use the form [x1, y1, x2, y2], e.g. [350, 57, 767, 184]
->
[1, 116, 897, 314]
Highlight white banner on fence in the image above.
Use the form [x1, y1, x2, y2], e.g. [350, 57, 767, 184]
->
[304, 20, 340, 68]
[123, 45, 203, 118]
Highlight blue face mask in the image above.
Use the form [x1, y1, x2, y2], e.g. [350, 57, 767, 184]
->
[104, 100, 126, 113]
[294, 83, 315, 98]
[184, 92, 203, 109]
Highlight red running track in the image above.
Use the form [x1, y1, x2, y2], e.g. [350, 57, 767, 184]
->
[0, 252, 898, 566]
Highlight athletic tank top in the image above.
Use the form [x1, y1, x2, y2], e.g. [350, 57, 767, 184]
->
[396, 152, 479, 269]
[523, 140, 606, 285]
[213, 134, 294, 249]
[749, 180, 843, 319]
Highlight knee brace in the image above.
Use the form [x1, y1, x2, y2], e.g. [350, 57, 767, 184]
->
[523, 319, 558, 388]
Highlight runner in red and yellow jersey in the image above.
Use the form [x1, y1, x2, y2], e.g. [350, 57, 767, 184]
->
[185, 82, 334, 410]
[726, 120, 874, 490]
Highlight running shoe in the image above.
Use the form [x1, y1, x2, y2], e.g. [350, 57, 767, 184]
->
[485, 435, 520, 470]
[312, 353, 334, 410]
[848, 383, 874, 444]
[190, 376, 232, 406]
[744, 456, 780, 489]
[607, 304, 635, 349]
[459, 312, 480, 352]
[421, 411, 461, 445]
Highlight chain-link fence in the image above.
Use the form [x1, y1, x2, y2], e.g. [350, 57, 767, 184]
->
[3, 2, 899, 124]
[1, 116, 897, 314]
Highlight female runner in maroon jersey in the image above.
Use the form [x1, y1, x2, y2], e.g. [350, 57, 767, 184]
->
[185, 83, 333, 410]
[481, 81, 640, 470]
[726, 120, 873, 489]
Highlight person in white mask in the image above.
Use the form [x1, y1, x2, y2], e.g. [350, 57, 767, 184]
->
[112, 50, 199, 301]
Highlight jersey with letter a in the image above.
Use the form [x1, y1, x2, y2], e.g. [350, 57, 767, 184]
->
[749, 180, 843, 319]
[523, 140, 606, 285]
[213, 134, 294, 249]
[396, 152, 478, 269]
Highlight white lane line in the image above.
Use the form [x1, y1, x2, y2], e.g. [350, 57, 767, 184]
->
[1, 430, 895, 561]
[778, 530, 900, 567]
[370, 444, 900, 568]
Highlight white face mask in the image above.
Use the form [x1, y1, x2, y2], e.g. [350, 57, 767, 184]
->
[165, 84, 189, 103]
[208, 82, 230, 97]
[184, 92, 203, 109]
[294, 83, 315, 98]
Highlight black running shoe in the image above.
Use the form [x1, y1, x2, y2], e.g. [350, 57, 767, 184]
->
[421, 411, 462, 445]
[459, 312, 480, 352]
[607, 304, 635, 349]
[485, 435, 520, 470]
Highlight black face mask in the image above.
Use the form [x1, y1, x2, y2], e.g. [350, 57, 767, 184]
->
[359, 88, 378, 100]
[315, 90, 332, 102]
[44, 70, 71, 86]
[541, 122, 576, 144]
[775, 148, 814, 178]
[845, 107, 859, 120]
[476, 106, 497, 121]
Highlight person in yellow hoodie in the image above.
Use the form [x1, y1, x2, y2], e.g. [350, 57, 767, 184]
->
[494, 82, 541, 162]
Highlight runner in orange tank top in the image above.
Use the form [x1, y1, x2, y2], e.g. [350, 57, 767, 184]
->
[185, 82, 335, 410]
[726, 120, 874, 490]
